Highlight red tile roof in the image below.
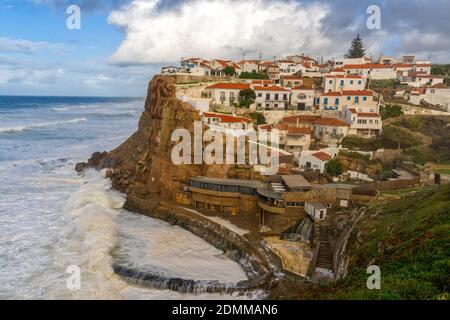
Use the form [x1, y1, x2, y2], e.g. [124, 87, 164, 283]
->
[252, 80, 273, 85]
[282, 115, 321, 124]
[323, 90, 373, 96]
[314, 117, 349, 127]
[281, 75, 302, 80]
[312, 151, 332, 161]
[349, 108, 358, 113]
[292, 85, 314, 90]
[206, 83, 249, 90]
[203, 112, 252, 123]
[288, 127, 312, 135]
[254, 85, 289, 92]
[357, 112, 381, 118]
[344, 63, 393, 69]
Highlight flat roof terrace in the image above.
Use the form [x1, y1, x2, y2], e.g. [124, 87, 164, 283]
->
[189, 176, 265, 189]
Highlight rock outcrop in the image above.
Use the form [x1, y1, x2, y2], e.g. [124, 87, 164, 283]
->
[76, 75, 221, 199]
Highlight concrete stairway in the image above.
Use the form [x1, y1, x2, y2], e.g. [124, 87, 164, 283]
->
[316, 223, 333, 271]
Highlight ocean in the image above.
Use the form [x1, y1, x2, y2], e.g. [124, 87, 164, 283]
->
[0, 96, 253, 300]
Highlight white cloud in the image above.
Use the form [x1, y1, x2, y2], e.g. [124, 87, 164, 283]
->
[108, 0, 331, 65]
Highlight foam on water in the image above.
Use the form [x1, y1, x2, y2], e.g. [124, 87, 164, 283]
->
[0, 96, 256, 300]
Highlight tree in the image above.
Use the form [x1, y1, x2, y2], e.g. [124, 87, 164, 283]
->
[238, 88, 256, 108]
[239, 71, 268, 80]
[345, 34, 366, 58]
[380, 104, 403, 120]
[326, 159, 343, 176]
[223, 66, 236, 76]
[248, 112, 266, 125]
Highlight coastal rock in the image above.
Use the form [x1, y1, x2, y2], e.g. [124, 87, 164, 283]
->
[78, 75, 219, 200]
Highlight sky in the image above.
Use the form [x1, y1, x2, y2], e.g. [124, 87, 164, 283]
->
[0, 0, 449, 97]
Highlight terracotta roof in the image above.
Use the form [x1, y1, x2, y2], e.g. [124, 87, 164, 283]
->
[292, 85, 314, 90]
[314, 117, 349, 127]
[281, 75, 302, 80]
[416, 63, 432, 67]
[206, 83, 249, 90]
[312, 151, 332, 161]
[394, 63, 414, 68]
[252, 80, 273, 85]
[349, 108, 358, 113]
[237, 60, 260, 64]
[254, 85, 289, 92]
[357, 112, 381, 118]
[323, 90, 373, 97]
[287, 127, 312, 135]
[344, 63, 393, 69]
[278, 60, 295, 63]
[325, 74, 364, 79]
[203, 112, 252, 123]
[333, 67, 345, 72]
[214, 59, 231, 68]
[275, 123, 290, 130]
[282, 115, 321, 124]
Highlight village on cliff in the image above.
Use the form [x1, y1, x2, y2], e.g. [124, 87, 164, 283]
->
[116, 36, 450, 287]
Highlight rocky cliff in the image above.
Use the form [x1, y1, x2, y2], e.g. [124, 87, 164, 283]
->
[77, 75, 229, 199]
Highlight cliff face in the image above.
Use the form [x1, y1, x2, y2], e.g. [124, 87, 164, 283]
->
[78, 75, 227, 199]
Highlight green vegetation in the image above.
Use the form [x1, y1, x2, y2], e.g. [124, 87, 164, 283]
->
[431, 64, 450, 85]
[327, 159, 343, 176]
[339, 150, 372, 163]
[369, 79, 401, 91]
[223, 66, 236, 76]
[248, 112, 266, 125]
[380, 104, 404, 120]
[238, 88, 256, 108]
[239, 71, 268, 80]
[302, 185, 450, 300]
[341, 135, 382, 151]
[345, 34, 366, 59]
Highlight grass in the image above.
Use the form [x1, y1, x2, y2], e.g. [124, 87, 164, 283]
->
[300, 185, 450, 300]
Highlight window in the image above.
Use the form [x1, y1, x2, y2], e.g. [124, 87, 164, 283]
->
[274, 94, 279, 100]
[283, 94, 288, 100]
[329, 80, 332, 84]
[347, 96, 351, 101]
[258, 93, 262, 97]
[350, 80, 354, 84]
[363, 96, 367, 101]
[355, 96, 359, 104]
[324, 97, 328, 105]
[358, 80, 362, 85]
[266, 93, 270, 100]
[335, 98, 339, 105]
[340, 80, 344, 86]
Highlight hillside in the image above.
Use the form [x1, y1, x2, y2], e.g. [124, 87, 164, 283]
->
[301, 185, 450, 300]
[342, 115, 450, 164]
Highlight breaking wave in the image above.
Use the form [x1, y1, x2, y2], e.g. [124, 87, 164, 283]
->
[0, 118, 87, 133]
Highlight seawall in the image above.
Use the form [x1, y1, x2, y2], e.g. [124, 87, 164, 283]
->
[117, 196, 275, 294]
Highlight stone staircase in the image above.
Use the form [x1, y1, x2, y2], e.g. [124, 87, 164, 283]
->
[316, 223, 333, 271]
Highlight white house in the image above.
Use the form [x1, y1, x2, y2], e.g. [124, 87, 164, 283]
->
[202, 112, 253, 131]
[298, 151, 333, 173]
[323, 75, 366, 92]
[414, 62, 432, 74]
[343, 106, 382, 137]
[237, 60, 261, 73]
[204, 83, 250, 106]
[254, 85, 291, 110]
[334, 57, 370, 67]
[313, 117, 350, 140]
[343, 63, 396, 80]
[291, 85, 315, 110]
[318, 90, 376, 111]
[305, 202, 327, 221]
[424, 84, 450, 111]
[280, 75, 303, 88]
